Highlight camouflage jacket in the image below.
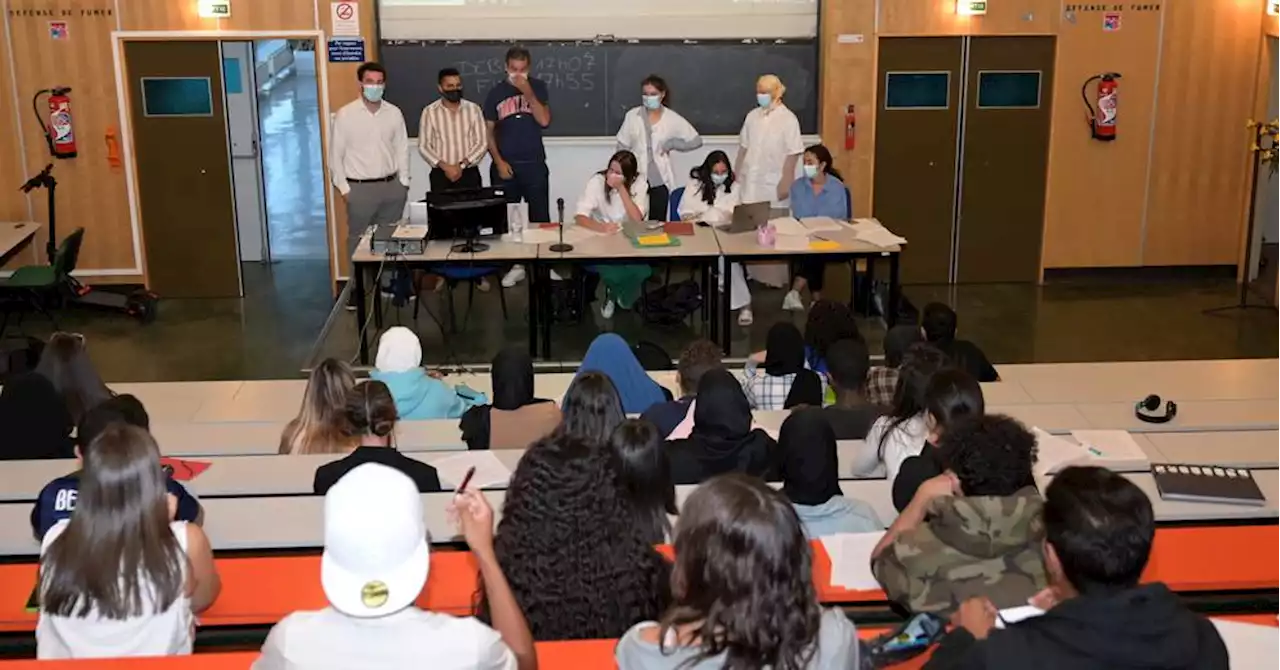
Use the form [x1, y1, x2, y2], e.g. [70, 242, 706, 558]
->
[872, 487, 1047, 615]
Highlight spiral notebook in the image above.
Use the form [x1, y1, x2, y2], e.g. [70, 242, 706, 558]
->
[1151, 463, 1267, 506]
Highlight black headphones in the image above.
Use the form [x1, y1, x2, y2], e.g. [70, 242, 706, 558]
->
[1135, 394, 1177, 424]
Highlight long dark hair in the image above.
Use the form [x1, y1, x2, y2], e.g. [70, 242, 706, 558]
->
[925, 368, 985, 438]
[660, 473, 822, 669]
[804, 299, 861, 368]
[600, 150, 640, 204]
[40, 424, 185, 620]
[804, 144, 844, 182]
[35, 332, 113, 424]
[691, 150, 734, 204]
[493, 434, 669, 639]
[557, 371, 625, 447]
[878, 343, 948, 461]
[343, 380, 398, 443]
[608, 418, 676, 544]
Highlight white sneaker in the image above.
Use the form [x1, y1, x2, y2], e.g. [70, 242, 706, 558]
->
[600, 299, 616, 319]
[477, 277, 492, 293]
[549, 268, 565, 281]
[782, 289, 805, 311]
[501, 265, 526, 288]
[737, 307, 754, 326]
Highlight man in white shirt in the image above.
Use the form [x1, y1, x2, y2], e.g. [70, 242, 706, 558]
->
[330, 62, 411, 262]
[252, 464, 537, 670]
[419, 68, 486, 193]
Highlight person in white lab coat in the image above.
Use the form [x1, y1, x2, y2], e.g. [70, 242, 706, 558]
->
[575, 150, 652, 319]
[736, 74, 805, 290]
[615, 75, 703, 222]
[678, 151, 753, 326]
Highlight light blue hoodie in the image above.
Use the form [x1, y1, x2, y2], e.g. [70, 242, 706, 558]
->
[793, 496, 883, 539]
[371, 327, 486, 421]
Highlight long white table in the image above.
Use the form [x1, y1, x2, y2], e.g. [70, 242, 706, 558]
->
[997, 359, 1278, 404]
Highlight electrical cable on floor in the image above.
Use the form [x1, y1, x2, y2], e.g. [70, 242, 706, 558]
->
[348, 254, 390, 367]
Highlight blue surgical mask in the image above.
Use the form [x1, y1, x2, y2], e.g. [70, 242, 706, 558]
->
[362, 84, 385, 103]
[711, 172, 728, 185]
[642, 94, 662, 110]
[803, 164, 820, 179]
[756, 93, 773, 108]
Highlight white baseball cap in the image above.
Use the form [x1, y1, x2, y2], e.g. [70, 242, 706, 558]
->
[321, 463, 430, 618]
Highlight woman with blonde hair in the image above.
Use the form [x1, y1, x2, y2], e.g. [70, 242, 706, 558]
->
[279, 358, 357, 455]
[736, 74, 804, 289]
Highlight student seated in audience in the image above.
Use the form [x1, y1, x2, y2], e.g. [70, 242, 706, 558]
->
[615, 473, 860, 669]
[577, 333, 670, 415]
[922, 302, 999, 382]
[665, 369, 779, 485]
[575, 150, 652, 318]
[557, 370, 627, 447]
[32, 394, 203, 540]
[804, 299, 861, 377]
[460, 348, 560, 450]
[779, 409, 881, 538]
[820, 338, 883, 440]
[678, 151, 752, 325]
[893, 368, 985, 511]
[35, 332, 113, 425]
[610, 418, 677, 545]
[494, 431, 669, 640]
[279, 358, 357, 455]
[868, 325, 924, 407]
[872, 415, 1044, 615]
[313, 380, 442, 495]
[924, 466, 1228, 670]
[783, 145, 851, 311]
[370, 326, 485, 420]
[640, 338, 722, 438]
[0, 373, 74, 461]
[37, 424, 220, 659]
[743, 322, 824, 410]
[857, 343, 948, 480]
[254, 465, 536, 670]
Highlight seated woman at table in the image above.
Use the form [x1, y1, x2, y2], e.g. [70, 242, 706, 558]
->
[665, 368, 779, 486]
[36, 331, 114, 425]
[279, 358, 357, 455]
[782, 144, 851, 312]
[779, 408, 881, 538]
[459, 348, 560, 451]
[678, 150, 753, 326]
[37, 423, 220, 659]
[742, 322, 824, 411]
[370, 326, 485, 420]
[313, 380, 442, 495]
[576, 333, 671, 415]
[575, 150, 652, 319]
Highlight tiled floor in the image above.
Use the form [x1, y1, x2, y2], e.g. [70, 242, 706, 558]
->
[260, 49, 327, 260]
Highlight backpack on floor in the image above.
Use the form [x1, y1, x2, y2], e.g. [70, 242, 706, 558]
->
[641, 279, 702, 327]
[632, 340, 675, 371]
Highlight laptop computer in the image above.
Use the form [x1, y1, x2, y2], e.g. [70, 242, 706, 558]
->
[722, 201, 771, 233]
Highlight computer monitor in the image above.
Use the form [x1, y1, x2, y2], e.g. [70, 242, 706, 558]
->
[425, 186, 509, 253]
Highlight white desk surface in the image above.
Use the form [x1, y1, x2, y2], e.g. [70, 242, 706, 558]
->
[539, 225, 722, 260]
[0, 221, 39, 258]
[1144, 431, 1279, 469]
[1075, 399, 1279, 433]
[350, 234, 540, 265]
[115, 381, 242, 424]
[998, 359, 1278, 403]
[148, 420, 467, 458]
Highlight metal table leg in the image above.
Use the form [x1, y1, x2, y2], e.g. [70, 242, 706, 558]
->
[526, 261, 538, 359]
[355, 263, 369, 364]
[887, 252, 902, 328]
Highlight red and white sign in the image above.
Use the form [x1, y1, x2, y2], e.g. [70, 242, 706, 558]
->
[331, 2, 360, 36]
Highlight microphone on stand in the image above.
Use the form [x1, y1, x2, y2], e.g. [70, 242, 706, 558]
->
[549, 197, 573, 252]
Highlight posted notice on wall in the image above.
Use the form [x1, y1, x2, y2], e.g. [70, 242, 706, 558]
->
[331, 1, 360, 36]
[327, 38, 365, 63]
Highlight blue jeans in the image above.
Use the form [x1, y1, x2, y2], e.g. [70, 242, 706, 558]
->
[490, 160, 551, 223]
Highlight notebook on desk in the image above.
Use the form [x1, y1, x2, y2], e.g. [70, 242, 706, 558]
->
[1152, 463, 1266, 506]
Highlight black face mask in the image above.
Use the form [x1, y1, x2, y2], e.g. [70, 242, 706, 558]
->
[441, 89, 463, 103]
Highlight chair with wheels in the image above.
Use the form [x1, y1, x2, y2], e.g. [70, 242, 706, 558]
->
[1, 227, 84, 333]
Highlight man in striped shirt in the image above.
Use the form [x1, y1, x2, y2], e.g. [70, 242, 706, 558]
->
[418, 68, 487, 192]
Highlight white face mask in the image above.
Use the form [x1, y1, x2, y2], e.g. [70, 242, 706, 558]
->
[711, 172, 728, 185]
[507, 71, 526, 83]
[362, 84, 385, 103]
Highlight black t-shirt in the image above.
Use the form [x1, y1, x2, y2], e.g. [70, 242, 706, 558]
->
[820, 404, 884, 440]
[483, 78, 550, 164]
[313, 447, 442, 495]
[893, 446, 944, 512]
[933, 339, 999, 382]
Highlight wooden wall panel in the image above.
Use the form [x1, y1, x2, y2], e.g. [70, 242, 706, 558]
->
[1143, 0, 1265, 266]
[8, 0, 136, 275]
[878, 0, 1059, 36]
[819, 0, 876, 217]
[0, 0, 35, 271]
[118, 0, 216, 31]
[221, 0, 315, 32]
[1041, 5, 1163, 269]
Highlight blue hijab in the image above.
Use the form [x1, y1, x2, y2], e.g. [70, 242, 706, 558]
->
[576, 334, 667, 414]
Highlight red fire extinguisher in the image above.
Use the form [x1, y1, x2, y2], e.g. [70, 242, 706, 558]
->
[34, 87, 77, 159]
[844, 104, 856, 150]
[1081, 73, 1121, 142]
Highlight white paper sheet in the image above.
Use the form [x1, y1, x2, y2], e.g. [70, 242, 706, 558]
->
[856, 227, 908, 248]
[1070, 430, 1148, 464]
[775, 234, 812, 251]
[431, 451, 512, 490]
[1032, 427, 1088, 477]
[799, 216, 845, 233]
[1211, 619, 1279, 665]
[820, 531, 885, 590]
[994, 605, 1045, 629]
[767, 216, 809, 237]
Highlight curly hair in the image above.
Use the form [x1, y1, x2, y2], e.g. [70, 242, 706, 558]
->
[491, 434, 669, 640]
[804, 300, 861, 367]
[661, 473, 823, 670]
[939, 414, 1037, 497]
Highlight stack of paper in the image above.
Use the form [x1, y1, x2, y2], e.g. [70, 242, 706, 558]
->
[431, 451, 513, 490]
[799, 216, 845, 233]
[849, 217, 908, 247]
[775, 235, 812, 251]
[1032, 428, 1090, 477]
[820, 531, 885, 590]
[1069, 430, 1149, 469]
[767, 216, 809, 237]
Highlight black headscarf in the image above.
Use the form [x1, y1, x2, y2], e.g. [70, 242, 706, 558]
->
[460, 348, 549, 450]
[665, 369, 779, 485]
[0, 373, 75, 460]
[779, 408, 842, 506]
[883, 325, 924, 368]
[762, 322, 823, 408]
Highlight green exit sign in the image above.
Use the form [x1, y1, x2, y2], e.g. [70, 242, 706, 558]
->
[959, 0, 988, 15]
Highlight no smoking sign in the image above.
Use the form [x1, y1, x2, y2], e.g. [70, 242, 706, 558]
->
[331, 1, 360, 36]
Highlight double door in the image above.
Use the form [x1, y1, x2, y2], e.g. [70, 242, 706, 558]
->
[874, 36, 1055, 284]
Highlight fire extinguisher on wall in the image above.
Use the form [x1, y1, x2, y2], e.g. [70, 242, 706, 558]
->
[844, 104, 856, 151]
[33, 87, 77, 159]
[1081, 73, 1121, 142]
